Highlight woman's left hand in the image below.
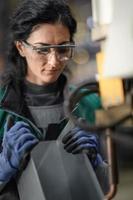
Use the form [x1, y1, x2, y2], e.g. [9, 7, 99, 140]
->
[62, 127, 103, 168]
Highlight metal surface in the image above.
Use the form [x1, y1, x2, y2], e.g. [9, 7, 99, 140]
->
[17, 140, 104, 200]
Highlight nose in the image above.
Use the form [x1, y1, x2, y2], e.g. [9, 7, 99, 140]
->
[47, 51, 60, 67]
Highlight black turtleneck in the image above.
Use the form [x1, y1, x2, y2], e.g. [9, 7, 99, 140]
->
[22, 74, 67, 106]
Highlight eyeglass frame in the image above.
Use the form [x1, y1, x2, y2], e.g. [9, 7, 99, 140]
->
[21, 40, 76, 61]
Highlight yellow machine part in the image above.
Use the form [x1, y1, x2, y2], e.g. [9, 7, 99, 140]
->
[96, 52, 124, 108]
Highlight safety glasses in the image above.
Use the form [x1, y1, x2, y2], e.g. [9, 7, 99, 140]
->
[22, 40, 76, 62]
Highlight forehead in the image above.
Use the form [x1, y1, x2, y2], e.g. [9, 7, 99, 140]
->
[28, 23, 70, 44]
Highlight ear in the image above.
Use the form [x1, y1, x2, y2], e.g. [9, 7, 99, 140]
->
[15, 41, 25, 57]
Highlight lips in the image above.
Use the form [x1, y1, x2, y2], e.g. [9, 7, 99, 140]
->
[42, 69, 60, 75]
[42, 68, 60, 72]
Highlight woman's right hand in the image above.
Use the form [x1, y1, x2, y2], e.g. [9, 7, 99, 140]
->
[0, 120, 38, 182]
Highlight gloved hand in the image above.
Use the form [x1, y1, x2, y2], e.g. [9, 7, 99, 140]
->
[62, 127, 103, 169]
[0, 120, 39, 182]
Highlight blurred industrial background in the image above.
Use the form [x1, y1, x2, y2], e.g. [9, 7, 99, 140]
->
[0, 0, 132, 199]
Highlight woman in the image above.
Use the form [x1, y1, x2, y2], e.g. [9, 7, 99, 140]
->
[0, 0, 108, 199]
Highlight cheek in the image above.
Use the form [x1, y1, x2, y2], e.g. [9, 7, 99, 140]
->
[25, 54, 36, 64]
[25, 55, 41, 70]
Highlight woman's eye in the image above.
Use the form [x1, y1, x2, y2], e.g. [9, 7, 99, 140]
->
[37, 48, 49, 55]
[58, 47, 70, 54]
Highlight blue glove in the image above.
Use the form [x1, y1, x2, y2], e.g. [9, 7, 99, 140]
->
[0, 120, 39, 182]
[62, 127, 103, 168]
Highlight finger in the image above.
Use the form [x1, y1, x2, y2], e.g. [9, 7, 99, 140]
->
[63, 131, 97, 147]
[71, 145, 83, 154]
[4, 115, 15, 132]
[62, 128, 85, 144]
[8, 121, 31, 132]
[62, 127, 83, 144]
[76, 136, 98, 146]
[18, 139, 38, 155]
[64, 140, 78, 152]
[5, 128, 34, 147]
[64, 137, 97, 153]
[72, 144, 96, 154]
[72, 130, 95, 139]
[72, 137, 97, 146]
[73, 131, 98, 146]
[63, 134, 77, 147]
[64, 136, 88, 149]
[62, 131, 72, 144]
[6, 127, 33, 140]
[15, 134, 38, 150]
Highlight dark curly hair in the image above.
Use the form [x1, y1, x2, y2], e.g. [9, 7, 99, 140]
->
[1, 0, 77, 85]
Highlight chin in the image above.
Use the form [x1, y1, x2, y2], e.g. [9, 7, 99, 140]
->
[43, 74, 60, 83]
[42, 77, 58, 84]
